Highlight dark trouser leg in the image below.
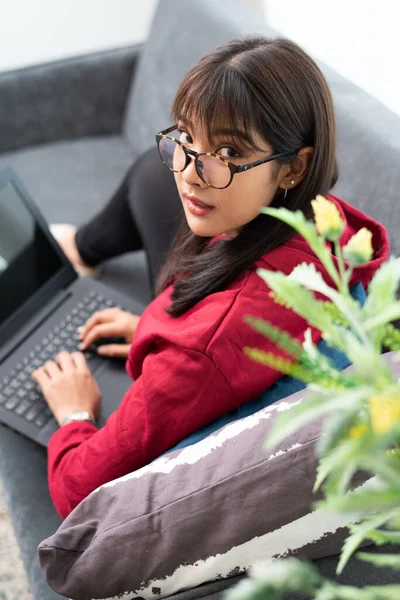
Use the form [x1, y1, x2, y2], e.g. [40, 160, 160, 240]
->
[75, 147, 183, 293]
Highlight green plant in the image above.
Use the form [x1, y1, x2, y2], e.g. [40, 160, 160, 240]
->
[228, 196, 400, 600]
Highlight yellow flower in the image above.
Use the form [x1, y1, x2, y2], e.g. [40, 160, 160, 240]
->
[348, 423, 368, 439]
[369, 391, 400, 435]
[343, 228, 373, 265]
[311, 195, 345, 241]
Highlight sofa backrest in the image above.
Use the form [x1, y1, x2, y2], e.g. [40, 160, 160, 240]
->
[123, 0, 400, 257]
[122, 0, 270, 155]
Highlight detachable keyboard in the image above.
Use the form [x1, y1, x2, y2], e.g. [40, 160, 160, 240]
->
[0, 291, 118, 429]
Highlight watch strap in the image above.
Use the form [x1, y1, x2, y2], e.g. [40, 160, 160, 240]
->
[61, 411, 96, 427]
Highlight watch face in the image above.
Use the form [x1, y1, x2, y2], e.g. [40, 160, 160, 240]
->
[73, 412, 90, 419]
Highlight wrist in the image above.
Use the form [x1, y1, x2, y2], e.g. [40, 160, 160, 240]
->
[60, 411, 97, 427]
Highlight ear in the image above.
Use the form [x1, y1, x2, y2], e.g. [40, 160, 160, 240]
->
[278, 147, 314, 191]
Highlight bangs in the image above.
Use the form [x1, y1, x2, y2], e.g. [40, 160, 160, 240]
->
[172, 63, 264, 152]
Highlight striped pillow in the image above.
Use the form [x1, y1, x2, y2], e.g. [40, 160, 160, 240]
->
[38, 350, 397, 600]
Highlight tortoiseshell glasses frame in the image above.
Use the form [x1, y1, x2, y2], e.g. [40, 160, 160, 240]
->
[156, 125, 298, 189]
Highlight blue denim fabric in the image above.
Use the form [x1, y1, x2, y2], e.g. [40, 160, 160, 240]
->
[168, 282, 366, 453]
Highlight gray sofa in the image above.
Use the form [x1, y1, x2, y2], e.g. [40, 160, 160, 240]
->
[0, 1, 399, 599]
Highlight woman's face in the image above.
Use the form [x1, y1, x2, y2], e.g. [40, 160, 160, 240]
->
[173, 119, 286, 238]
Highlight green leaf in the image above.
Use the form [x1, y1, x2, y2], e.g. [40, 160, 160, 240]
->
[318, 486, 400, 515]
[316, 409, 360, 456]
[261, 206, 341, 288]
[225, 578, 281, 600]
[336, 329, 393, 384]
[363, 257, 400, 319]
[250, 558, 321, 591]
[314, 439, 361, 493]
[243, 347, 313, 381]
[288, 262, 341, 301]
[244, 315, 304, 357]
[265, 386, 371, 449]
[225, 559, 321, 600]
[382, 324, 400, 351]
[363, 302, 400, 332]
[363, 586, 400, 600]
[338, 508, 400, 573]
[357, 553, 400, 570]
[256, 269, 347, 350]
[368, 529, 400, 545]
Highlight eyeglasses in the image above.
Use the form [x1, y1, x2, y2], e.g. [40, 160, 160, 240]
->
[156, 125, 297, 189]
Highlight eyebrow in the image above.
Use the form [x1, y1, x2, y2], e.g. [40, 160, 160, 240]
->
[177, 116, 263, 150]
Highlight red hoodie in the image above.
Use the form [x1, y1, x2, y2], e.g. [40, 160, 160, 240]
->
[48, 194, 390, 518]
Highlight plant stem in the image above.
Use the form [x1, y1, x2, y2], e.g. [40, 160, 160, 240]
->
[334, 240, 350, 297]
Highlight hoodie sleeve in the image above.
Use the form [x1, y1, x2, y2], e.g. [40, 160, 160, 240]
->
[47, 343, 234, 518]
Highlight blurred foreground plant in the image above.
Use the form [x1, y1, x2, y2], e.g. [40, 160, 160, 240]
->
[228, 195, 400, 600]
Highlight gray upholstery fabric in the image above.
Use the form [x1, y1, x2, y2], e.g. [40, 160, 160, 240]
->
[0, 136, 135, 225]
[326, 65, 400, 257]
[0, 426, 63, 600]
[0, 45, 141, 155]
[123, 0, 272, 154]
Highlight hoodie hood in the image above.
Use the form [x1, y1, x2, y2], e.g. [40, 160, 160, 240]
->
[255, 193, 390, 291]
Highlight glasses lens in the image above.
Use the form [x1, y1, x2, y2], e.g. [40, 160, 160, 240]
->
[197, 155, 231, 189]
[158, 137, 186, 172]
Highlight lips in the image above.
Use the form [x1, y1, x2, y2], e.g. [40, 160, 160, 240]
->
[183, 193, 215, 217]
[183, 193, 212, 208]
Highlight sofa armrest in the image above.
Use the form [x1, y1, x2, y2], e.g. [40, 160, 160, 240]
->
[0, 44, 143, 154]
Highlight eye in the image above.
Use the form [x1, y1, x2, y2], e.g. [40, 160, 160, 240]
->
[178, 129, 193, 144]
[217, 146, 242, 160]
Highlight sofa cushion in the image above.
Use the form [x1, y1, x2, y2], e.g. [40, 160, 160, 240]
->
[0, 135, 134, 225]
[38, 351, 399, 600]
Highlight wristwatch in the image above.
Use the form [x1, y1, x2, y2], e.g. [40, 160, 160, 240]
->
[61, 411, 96, 427]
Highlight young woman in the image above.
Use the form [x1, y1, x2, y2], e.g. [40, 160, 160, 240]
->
[32, 37, 389, 518]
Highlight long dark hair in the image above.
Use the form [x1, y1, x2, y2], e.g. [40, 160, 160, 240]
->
[156, 36, 338, 317]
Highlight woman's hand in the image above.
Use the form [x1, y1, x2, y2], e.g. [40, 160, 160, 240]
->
[77, 308, 140, 358]
[32, 352, 101, 426]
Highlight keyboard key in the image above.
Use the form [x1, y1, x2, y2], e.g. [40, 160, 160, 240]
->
[34, 413, 49, 428]
[5, 396, 18, 410]
[15, 399, 32, 416]
[25, 404, 43, 422]
[16, 388, 27, 399]
[0, 393, 5, 405]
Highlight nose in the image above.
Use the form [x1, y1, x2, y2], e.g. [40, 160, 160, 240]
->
[181, 153, 207, 188]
